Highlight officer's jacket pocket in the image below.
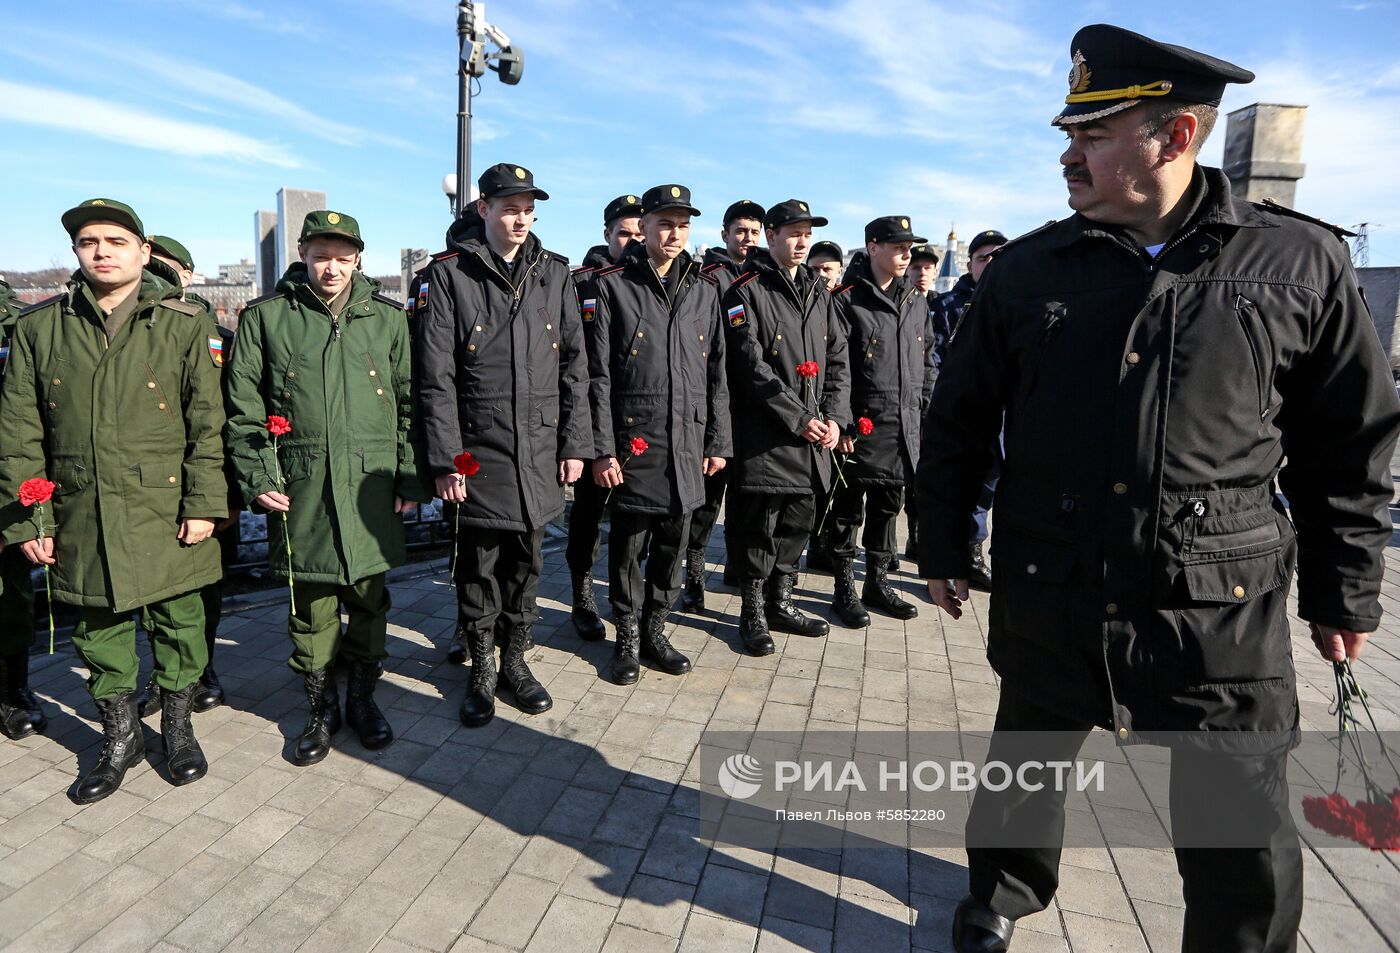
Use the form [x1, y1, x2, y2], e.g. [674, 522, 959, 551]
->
[990, 525, 1077, 585]
[51, 458, 89, 496]
[460, 400, 498, 434]
[139, 460, 182, 489]
[361, 451, 397, 477]
[1180, 547, 1289, 604]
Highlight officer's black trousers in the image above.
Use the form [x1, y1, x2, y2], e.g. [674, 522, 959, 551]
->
[454, 526, 546, 637]
[829, 483, 903, 559]
[729, 492, 815, 582]
[968, 685, 1301, 953]
[686, 468, 729, 555]
[609, 510, 691, 620]
[565, 478, 607, 577]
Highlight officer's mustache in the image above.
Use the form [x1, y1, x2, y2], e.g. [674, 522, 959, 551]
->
[1063, 164, 1092, 184]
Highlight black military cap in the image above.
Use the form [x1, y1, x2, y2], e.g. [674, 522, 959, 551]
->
[723, 199, 766, 227]
[641, 184, 700, 217]
[864, 216, 927, 245]
[603, 194, 644, 226]
[910, 243, 940, 264]
[808, 241, 844, 264]
[967, 230, 1008, 256]
[764, 199, 828, 230]
[478, 162, 550, 200]
[1054, 23, 1254, 126]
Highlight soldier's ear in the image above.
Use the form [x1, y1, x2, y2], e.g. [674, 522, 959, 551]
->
[140, 242, 152, 265]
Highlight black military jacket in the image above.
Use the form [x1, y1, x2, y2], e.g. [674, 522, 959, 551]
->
[701, 246, 743, 296]
[722, 248, 851, 496]
[833, 255, 936, 484]
[584, 243, 731, 515]
[916, 167, 1400, 741]
[414, 225, 592, 532]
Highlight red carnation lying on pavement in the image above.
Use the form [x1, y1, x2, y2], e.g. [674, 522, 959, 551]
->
[18, 478, 56, 507]
[796, 361, 820, 378]
[857, 417, 874, 436]
[454, 451, 481, 477]
[628, 437, 649, 457]
[266, 415, 292, 436]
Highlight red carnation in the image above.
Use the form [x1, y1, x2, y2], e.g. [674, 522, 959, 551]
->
[266, 415, 292, 436]
[454, 451, 481, 477]
[628, 436, 649, 457]
[18, 478, 56, 508]
[857, 417, 874, 436]
[796, 361, 819, 379]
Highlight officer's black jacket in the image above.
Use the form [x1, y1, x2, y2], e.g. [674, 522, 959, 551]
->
[584, 242, 731, 515]
[916, 166, 1400, 740]
[832, 255, 936, 484]
[414, 223, 592, 532]
[722, 247, 851, 496]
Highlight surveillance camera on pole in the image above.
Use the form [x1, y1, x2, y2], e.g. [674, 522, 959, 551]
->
[453, 2, 524, 217]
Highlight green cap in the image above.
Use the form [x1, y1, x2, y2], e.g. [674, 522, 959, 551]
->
[299, 210, 364, 250]
[148, 235, 194, 271]
[61, 198, 145, 241]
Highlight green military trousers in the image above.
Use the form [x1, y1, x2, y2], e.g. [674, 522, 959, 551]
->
[287, 573, 390, 676]
[0, 547, 36, 656]
[74, 588, 208, 700]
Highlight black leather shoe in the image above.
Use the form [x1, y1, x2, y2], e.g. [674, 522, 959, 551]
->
[1, 652, 46, 740]
[831, 557, 871, 628]
[161, 682, 208, 785]
[765, 573, 829, 637]
[459, 628, 497, 727]
[640, 608, 691, 675]
[968, 541, 993, 593]
[677, 548, 707, 613]
[74, 693, 145, 804]
[499, 623, 552, 714]
[862, 555, 918, 620]
[571, 574, 607, 641]
[952, 895, 1014, 953]
[191, 664, 224, 713]
[610, 615, 641, 685]
[294, 669, 341, 765]
[739, 580, 775, 656]
[447, 624, 468, 665]
[345, 660, 394, 750]
[136, 674, 161, 719]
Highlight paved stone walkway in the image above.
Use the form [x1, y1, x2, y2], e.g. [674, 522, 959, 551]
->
[2, 515, 1399, 953]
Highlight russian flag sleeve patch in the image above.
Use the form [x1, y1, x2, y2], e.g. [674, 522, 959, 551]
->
[727, 303, 746, 328]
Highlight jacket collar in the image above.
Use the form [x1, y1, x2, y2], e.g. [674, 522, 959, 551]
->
[839, 253, 906, 308]
[276, 264, 375, 316]
[68, 267, 183, 324]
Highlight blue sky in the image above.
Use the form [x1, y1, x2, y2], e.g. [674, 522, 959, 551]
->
[1, 0, 1398, 279]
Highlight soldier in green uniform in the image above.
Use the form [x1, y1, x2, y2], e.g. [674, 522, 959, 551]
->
[0, 276, 45, 741]
[0, 199, 227, 803]
[225, 211, 429, 766]
[137, 236, 234, 716]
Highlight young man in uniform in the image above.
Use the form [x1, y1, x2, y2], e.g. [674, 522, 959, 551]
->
[585, 184, 730, 683]
[895, 242, 942, 570]
[807, 241, 845, 292]
[226, 211, 428, 765]
[828, 217, 935, 626]
[566, 194, 644, 644]
[918, 25, 1400, 952]
[415, 163, 591, 728]
[0, 199, 227, 802]
[723, 200, 850, 654]
[678, 200, 767, 612]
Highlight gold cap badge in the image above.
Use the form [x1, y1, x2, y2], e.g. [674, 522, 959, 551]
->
[1068, 50, 1092, 94]
[799, 202, 808, 212]
[91, 199, 106, 206]
[627, 195, 637, 203]
[327, 212, 341, 225]
[514, 167, 527, 179]
[901, 218, 909, 228]
[670, 186, 681, 198]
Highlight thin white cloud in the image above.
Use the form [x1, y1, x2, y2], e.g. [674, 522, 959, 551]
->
[0, 80, 301, 168]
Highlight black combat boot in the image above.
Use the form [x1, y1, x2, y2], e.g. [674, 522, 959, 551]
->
[640, 606, 691, 675]
[968, 541, 993, 593]
[499, 623, 552, 714]
[678, 548, 707, 613]
[739, 580, 774, 656]
[805, 531, 835, 573]
[1, 652, 46, 740]
[459, 628, 497, 727]
[951, 894, 1015, 952]
[136, 673, 161, 718]
[345, 660, 394, 750]
[765, 573, 829, 637]
[160, 681, 208, 785]
[831, 557, 871, 628]
[611, 614, 641, 686]
[293, 669, 341, 766]
[863, 554, 919, 619]
[447, 623, 468, 665]
[191, 663, 224, 713]
[74, 693, 145, 804]
[571, 573, 607, 641]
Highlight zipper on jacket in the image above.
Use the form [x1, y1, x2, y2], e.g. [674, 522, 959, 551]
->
[1233, 295, 1271, 419]
[1181, 497, 1209, 553]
